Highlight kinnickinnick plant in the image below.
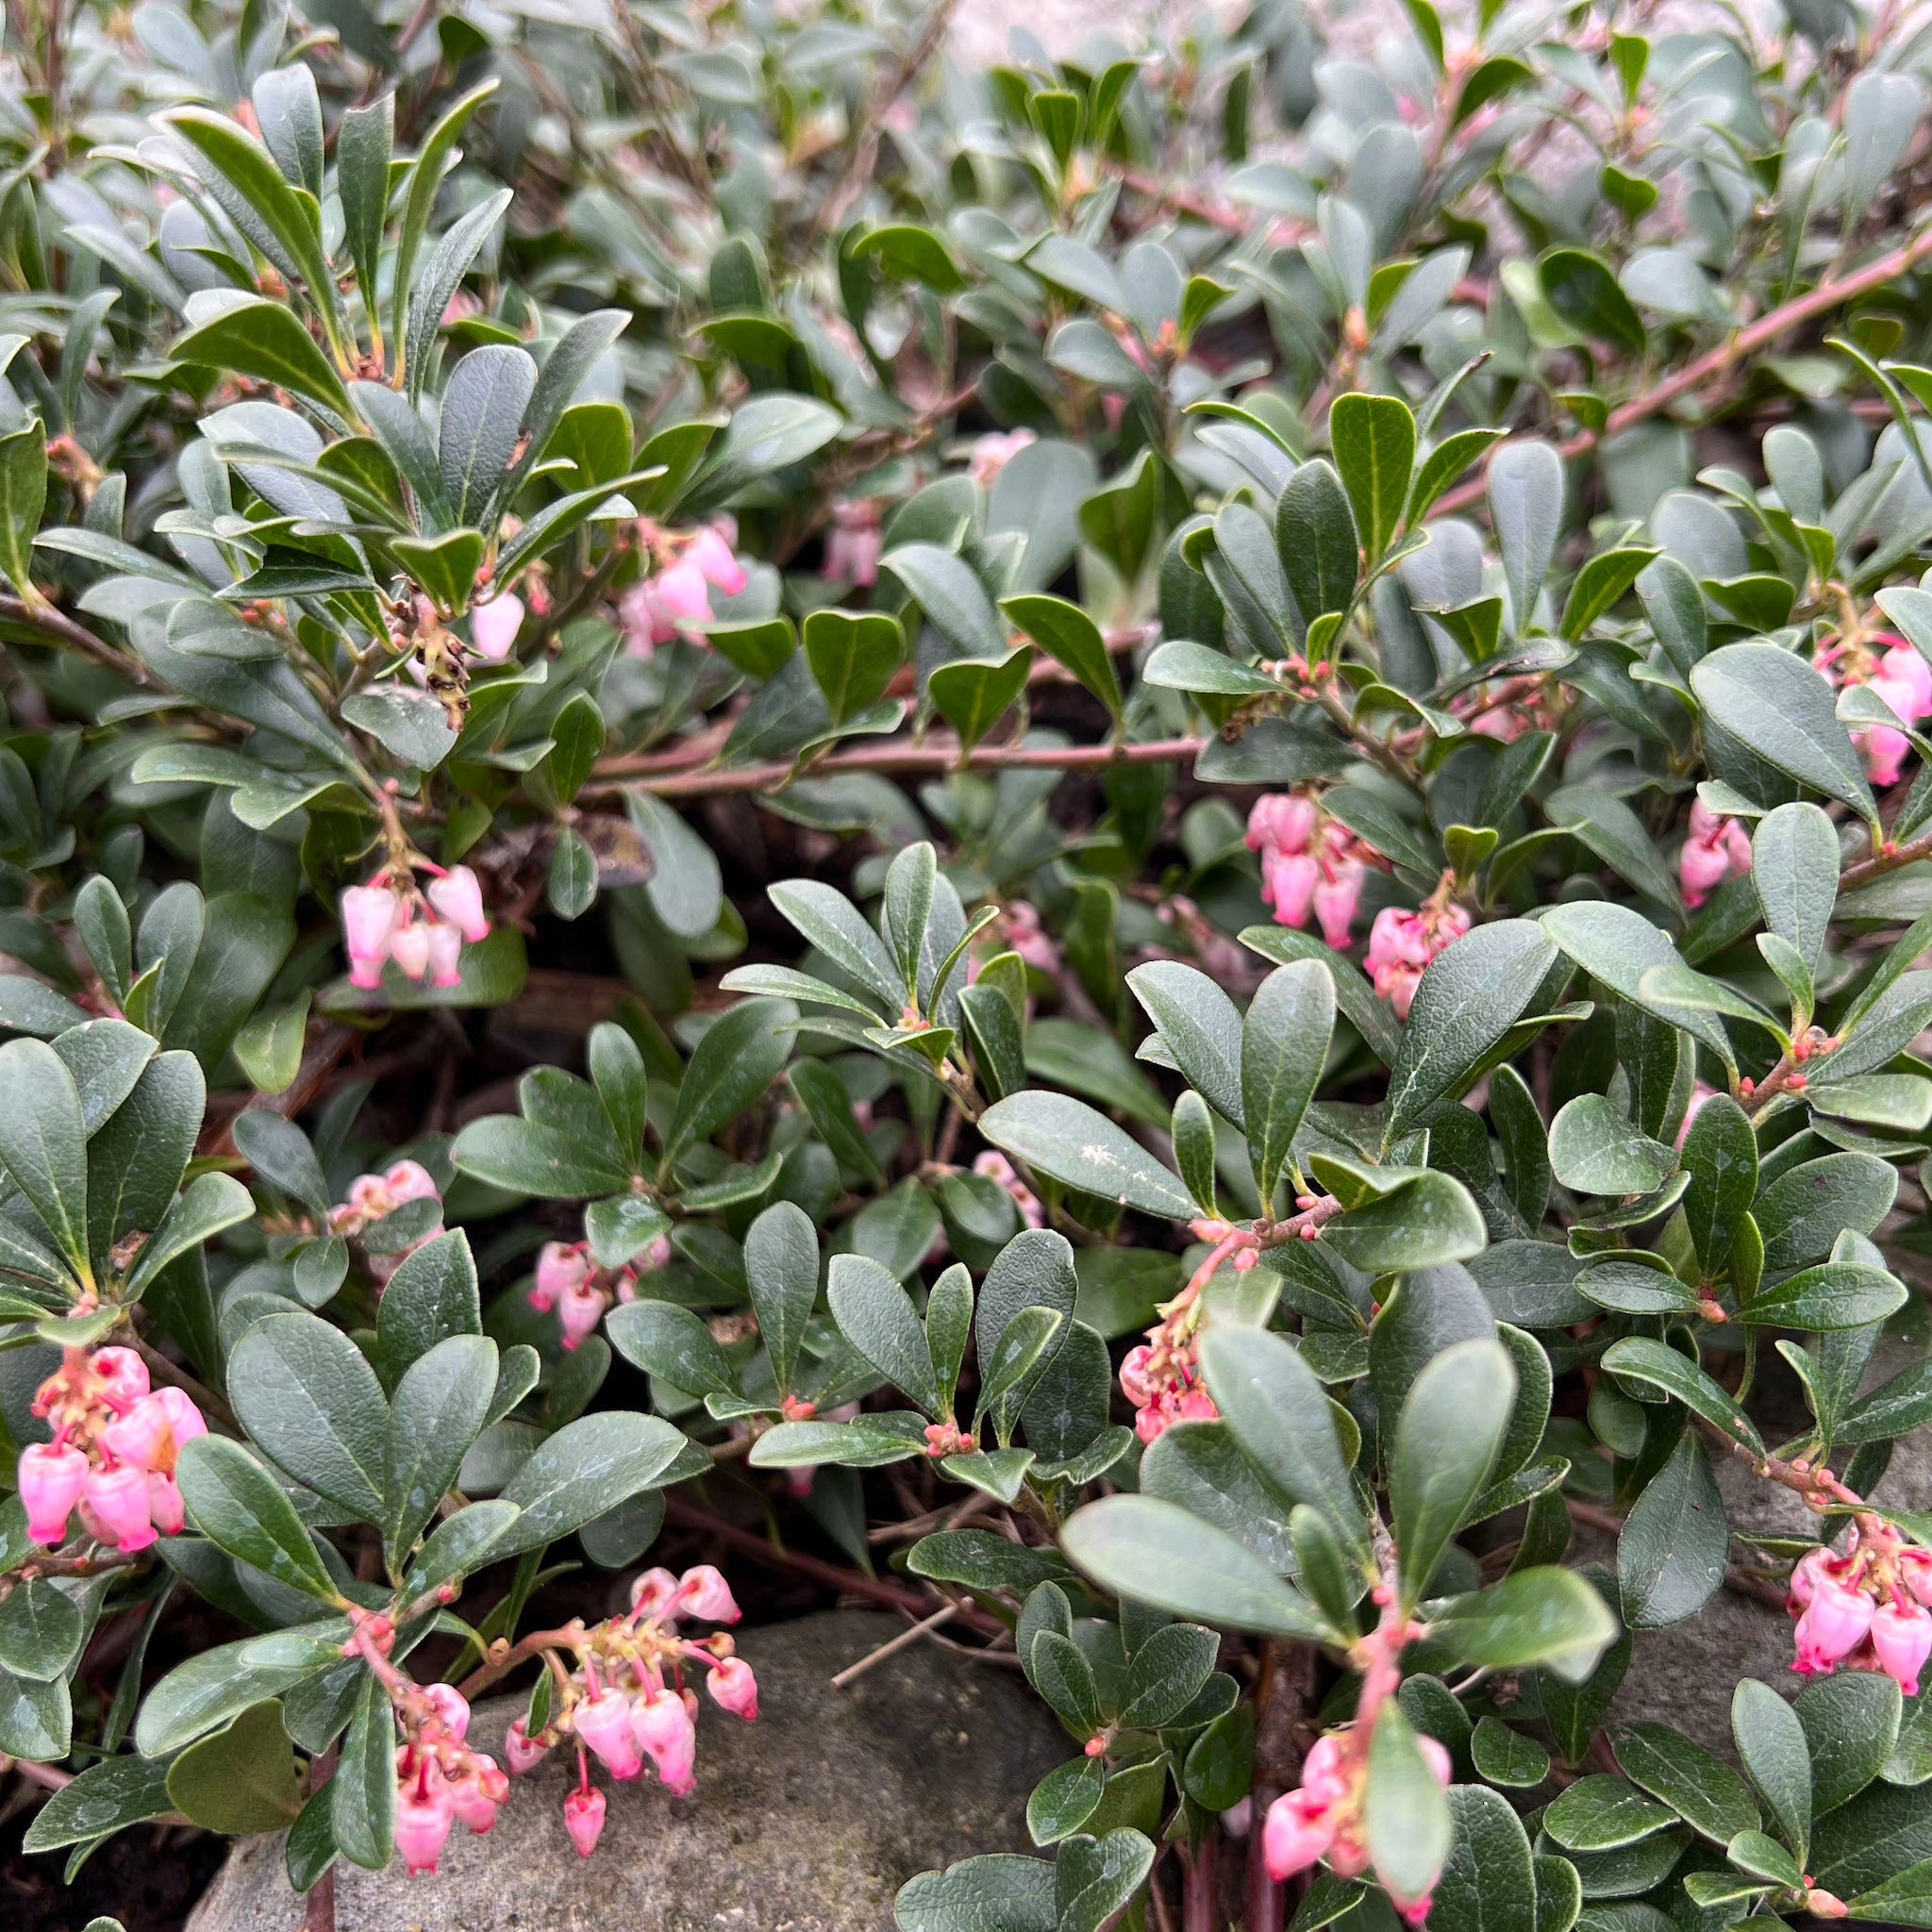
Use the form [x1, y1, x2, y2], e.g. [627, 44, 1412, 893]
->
[7, 3, 1932, 1930]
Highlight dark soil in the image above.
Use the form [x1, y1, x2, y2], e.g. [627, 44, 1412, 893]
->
[2, 1807, 225, 1932]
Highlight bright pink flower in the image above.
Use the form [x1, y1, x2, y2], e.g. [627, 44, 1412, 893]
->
[470, 591, 524, 660]
[1263, 849, 1320, 927]
[1246, 793, 1317, 857]
[341, 885, 398, 988]
[425, 922, 463, 988]
[1874, 1601, 1932, 1696]
[574, 1690, 643, 1779]
[629, 1566, 681, 1618]
[1300, 1734, 1348, 1808]
[390, 920, 431, 981]
[426, 866, 490, 944]
[631, 1687, 696, 1794]
[1900, 1549, 1932, 1608]
[558, 1276, 607, 1351]
[1679, 835, 1733, 908]
[1366, 903, 1469, 1021]
[687, 526, 746, 596]
[103, 1393, 184, 1473]
[92, 1348, 149, 1407]
[1789, 1545, 1837, 1610]
[425, 1684, 470, 1741]
[1879, 643, 1932, 719]
[708, 1656, 758, 1720]
[84, 1462, 155, 1552]
[532, 1241, 589, 1314]
[1793, 1574, 1876, 1674]
[395, 1781, 457, 1875]
[147, 1472, 185, 1536]
[448, 1763, 500, 1833]
[1120, 1345, 1155, 1407]
[563, 1784, 606, 1857]
[19, 1441, 88, 1546]
[154, 1387, 207, 1451]
[505, 1717, 548, 1774]
[653, 558, 713, 629]
[1262, 1788, 1335, 1881]
[675, 1565, 741, 1624]
[1313, 858, 1365, 949]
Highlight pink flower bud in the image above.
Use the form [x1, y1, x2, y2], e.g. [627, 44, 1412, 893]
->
[1688, 797, 1724, 841]
[390, 921, 432, 981]
[1262, 1789, 1335, 1882]
[470, 591, 525, 661]
[1805, 1889, 1851, 1918]
[558, 1277, 607, 1351]
[426, 866, 491, 944]
[394, 1782, 456, 1875]
[573, 1690, 643, 1779]
[425, 921, 463, 989]
[19, 1441, 88, 1546]
[147, 1473, 186, 1537]
[505, 1717, 548, 1774]
[84, 1462, 155, 1552]
[1312, 858, 1364, 949]
[1120, 1345, 1155, 1407]
[631, 1687, 696, 1794]
[1221, 1796, 1253, 1838]
[651, 559, 713, 629]
[341, 885, 398, 987]
[385, 1161, 440, 1205]
[687, 527, 747, 596]
[1874, 1600, 1932, 1696]
[629, 1566, 681, 1618]
[1679, 833, 1733, 908]
[1900, 1549, 1932, 1608]
[92, 1348, 149, 1407]
[708, 1656, 758, 1720]
[563, 1785, 606, 1857]
[425, 1683, 471, 1740]
[1793, 1574, 1876, 1675]
[676, 1564, 741, 1624]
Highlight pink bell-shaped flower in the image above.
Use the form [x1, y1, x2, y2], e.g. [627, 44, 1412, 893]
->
[1899, 1548, 1932, 1608]
[629, 1566, 681, 1618]
[631, 1687, 697, 1795]
[448, 1764, 500, 1834]
[651, 558, 713, 630]
[1793, 1574, 1876, 1675]
[1264, 849, 1320, 928]
[147, 1472, 186, 1537]
[425, 922, 463, 989]
[1119, 1345, 1155, 1407]
[470, 591, 524, 661]
[390, 920, 432, 981]
[563, 1784, 606, 1857]
[1246, 793, 1317, 857]
[426, 866, 491, 944]
[341, 885, 398, 989]
[84, 1462, 155, 1552]
[92, 1347, 150, 1407]
[708, 1656, 758, 1721]
[1262, 1788, 1335, 1882]
[385, 1161, 440, 1204]
[1299, 1733, 1349, 1808]
[558, 1277, 606, 1351]
[574, 1690, 643, 1779]
[687, 526, 747, 596]
[675, 1565, 741, 1624]
[1312, 858, 1365, 949]
[425, 1683, 470, 1741]
[395, 1781, 457, 1875]
[19, 1441, 88, 1546]
[1873, 1600, 1932, 1696]
[102, 1393, 173, 1472]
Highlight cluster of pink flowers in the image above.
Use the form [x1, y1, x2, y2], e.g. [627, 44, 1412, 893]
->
[973, 1151, 1043, 1230]
[340, 863, 491, 991]
[1118, 1220, 1259, 1444]
[1455, 675, 1556, 743]
[1819, 631, 1932, 788]
[391, 1682, 510, 1876]
[505, 1564, 756, 1858]
[821, 498, 882, 587]
[528, 1233, 672, 1350]
[618, 521, 747, 655]
[1245, 794, 1372, 948]
[329, 1158, 444, 1286]
[1365, 893, 1472, 1022]
[1679, 798, 1754, 908]
[1788, 1531, 1932, 1694]
[1263, 1725, 1452, 1924]
[20, 1345, 206, 1553]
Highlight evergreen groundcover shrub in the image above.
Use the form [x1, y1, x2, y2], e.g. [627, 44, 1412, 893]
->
[14, 2, 1932, 1929]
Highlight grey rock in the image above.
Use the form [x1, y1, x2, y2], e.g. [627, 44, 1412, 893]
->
[1607, 1352, 1932, 1757]
[188, 1609, 1062, 1932]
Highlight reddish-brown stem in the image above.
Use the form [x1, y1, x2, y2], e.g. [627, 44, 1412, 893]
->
[1432, 225, 1932, 521]
[1184, 1830, 1219, 1932]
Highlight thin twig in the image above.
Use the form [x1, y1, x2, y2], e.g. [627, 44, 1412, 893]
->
[829, 1603, 960, 1687]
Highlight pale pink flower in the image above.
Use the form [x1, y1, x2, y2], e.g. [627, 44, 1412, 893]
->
[974, 1150, 1044, 1230]
[968, 429, 1035, 487]
[425, 1684, 471, 1741]
[426, 866, 491, 943]
[470, 591, 524, 660]
[83, 1462, 155, 1552]
[390, 921, 432, 981]
[341, 884, 399, 989]
[1262, 1788, 1335, 1881]
[395, 1783, 456, 1875]
[92, 1348, 149, 1407]
[675, 1564, 741, 1624]
[1793, 1574, 1876, 1674]
[629, 1566, 681, 1618]
[532, 1241, 590, 1314]
[687, 526, 746, 596]
[823, 499, 882, 587]
[425, 922, 462, 988]
[505, 1717, 548, 1774]
[574, 1690, 643, 1779]
[707, 1656, 758, 1720]
[147, 1472, 185, 1536]
[1873, 1601, 1932, 1696]
[631, 1688, 697, 1793]
[558, 1276, 608, 1351]
[1312, 857, 1365, 949]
